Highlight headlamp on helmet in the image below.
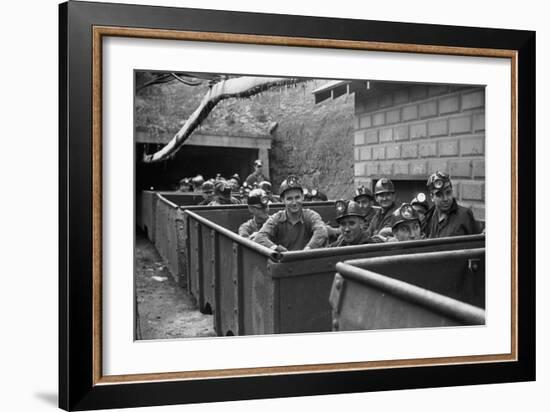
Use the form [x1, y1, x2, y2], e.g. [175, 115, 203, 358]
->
[335, 200, 364, 222]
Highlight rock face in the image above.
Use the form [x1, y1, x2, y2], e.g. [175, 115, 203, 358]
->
[261, 80, 355, 200]
[136, 74, 355, 199]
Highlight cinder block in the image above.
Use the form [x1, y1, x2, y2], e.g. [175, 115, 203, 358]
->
[461, 181, 485, 201]
[450, 116, 472, 135]
[354, 89, 369, 113]
[450, 159, 472, 178]
[354, 131, 365, 145]
[393, 161, 409, 176]
[473, 113, 485, 132]
[394, 125, 409, 141]
[365, 130, 379, 144]
[410, 122, 428, 140]
[429, 85, 449, 96]
[354, 162, 365, 176]
[373, 112, 385, 127]
[365, 162, 379, 176]
[360, 114, 372, 129]
[410, 85, 428, 101]
[428, 159, 448, 174]
[379, 93, 393, 108]
[372, 146, 386, 160]
[402, 105, 418, 121]
[365, 97, 378, 112]
[393, 89, 409, 105]
[386, 109, 400, 124]
[410, 161, 427, 176]
[354, 117, 360, 130]
[360, 146, 372, 161]
[428, 119, 449, 137]
[379, 128, 393, 142]
[419, 142, 437, 158]
[419, 101, 438, 118]
[354, 147, 360, 161]
[354, 177, 373, 187]
[402, 143, 418, 159]
[462, 90, 485, 110]
[473, 160, 485, 178]
[438, 140, 459, 157]
[379, 162, 393, 176]
[460, 136, 484, 155]
[439, 95, 460, 114]
[386, 145, 401, 159]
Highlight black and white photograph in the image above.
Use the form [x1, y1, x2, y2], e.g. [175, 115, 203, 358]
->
[1, 0, 544, 409]
[134, 71, 486, 340]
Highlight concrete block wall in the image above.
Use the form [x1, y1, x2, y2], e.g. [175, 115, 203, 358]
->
[353, 84, 485, 220]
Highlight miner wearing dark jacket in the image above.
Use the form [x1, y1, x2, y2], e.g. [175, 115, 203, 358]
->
[238, 188, 270, 240]
[366, 178, 399, 237]
[353, 185, 377, 228]
[424, 171, 482, 238]
[329, 200, 373, 247]
[254, 175, 328, 252]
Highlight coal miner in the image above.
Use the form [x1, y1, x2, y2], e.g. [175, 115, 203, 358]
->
[245, 159, 267, 187]
[191, 174, 204, 192]
[208, 180, 241, 205]
[388, 203, 424, 242]
[329, 200, 372, 247]
[353, 185, 377, 227]
[424, 171, 482, 238]
[197, 180, 215, 205]
[410, 192, 430, 233]
[304, 188, 328, 202]
[254, 175, 328, 252]
[258, 181, 280, 203]
[238, 189, 270, 240]
[366, 178, 399, 237]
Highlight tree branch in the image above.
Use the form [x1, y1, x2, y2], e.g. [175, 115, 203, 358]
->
[142, 76, 308, 163]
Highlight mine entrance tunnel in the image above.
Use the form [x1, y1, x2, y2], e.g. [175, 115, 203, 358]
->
[136, 144, 264, 191]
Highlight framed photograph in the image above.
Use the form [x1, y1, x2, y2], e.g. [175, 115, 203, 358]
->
[59, 1, 535, 410]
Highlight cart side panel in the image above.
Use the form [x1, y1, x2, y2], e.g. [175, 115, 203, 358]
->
[241, 248, 275, 335]
[336, 277, 464, 330]
[277, 271, 334, 333]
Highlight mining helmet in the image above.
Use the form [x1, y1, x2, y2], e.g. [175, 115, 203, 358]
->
[427, 171, 452, 193]
[354, 185, 374, 201]
[279, 175, 303, 198]
[239, 183, 251, 198]
[335, 200, 365, 222]
[258, 181, 272, 193]
[247, 188, 269, 208]
[391, 203, 420, 229]
[201, 181, 215, 192]
[310, 189, 328, 201]
[374, 178, 395, 195]
[214, 180, 232, 197]
[192, 174, 205, 186]
[410, 192, 429, 213]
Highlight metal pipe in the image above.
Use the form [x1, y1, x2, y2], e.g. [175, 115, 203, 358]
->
[335, 262, 486, 325]
[344, 248, 485, 269]
[278, 234, 485, 263]
[156, 193, 179, 209]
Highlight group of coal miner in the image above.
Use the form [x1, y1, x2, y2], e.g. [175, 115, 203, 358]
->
[179, 159, 483, 251]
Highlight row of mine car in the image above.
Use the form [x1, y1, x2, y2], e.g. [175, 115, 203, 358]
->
[137, 190, 485, 337]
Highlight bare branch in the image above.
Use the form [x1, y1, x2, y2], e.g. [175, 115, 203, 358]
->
[142, 76, 308, 163]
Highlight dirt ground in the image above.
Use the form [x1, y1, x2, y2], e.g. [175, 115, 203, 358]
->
[135, 231, 216, 340]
